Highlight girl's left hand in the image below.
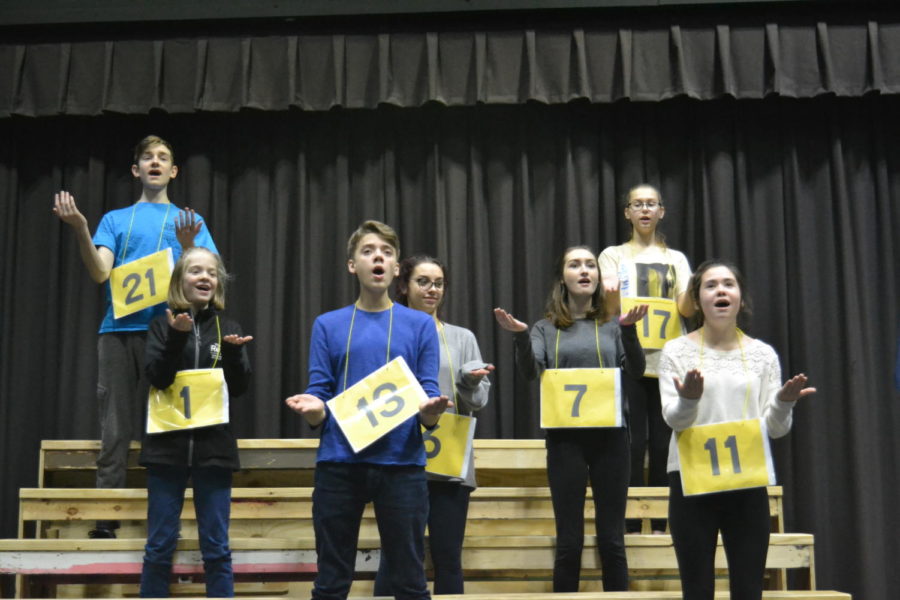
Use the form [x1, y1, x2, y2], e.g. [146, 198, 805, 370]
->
[467, 364, 495, 379]
[778, 373, 816, 403]
[223, 334, 254, 346]
[619, 303, 649, 326]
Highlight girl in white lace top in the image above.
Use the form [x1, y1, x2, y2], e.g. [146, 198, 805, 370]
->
[658, 260, 815, 600]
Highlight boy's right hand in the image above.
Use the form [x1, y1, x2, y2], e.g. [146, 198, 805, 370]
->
[53, 191, 87, 229]
[285, 394, 326, 426]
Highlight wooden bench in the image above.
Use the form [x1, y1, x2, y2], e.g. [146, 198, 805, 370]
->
[38, 439, 549, 488]
[0, 532, 816, 598]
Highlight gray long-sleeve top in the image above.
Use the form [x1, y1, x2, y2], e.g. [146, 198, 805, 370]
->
[432, 321, 491, 488]
[513, 318, 645, 420]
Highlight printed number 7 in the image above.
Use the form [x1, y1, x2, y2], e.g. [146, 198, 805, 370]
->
[565, 384, 587, 417]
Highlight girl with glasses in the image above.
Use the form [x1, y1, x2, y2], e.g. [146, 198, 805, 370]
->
[599, 183, 695, 534]
[374, 254, 494, 595]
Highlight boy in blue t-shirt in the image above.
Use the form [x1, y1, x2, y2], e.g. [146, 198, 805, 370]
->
[53, 135, 218, 538]
[286, 220, 450, 600]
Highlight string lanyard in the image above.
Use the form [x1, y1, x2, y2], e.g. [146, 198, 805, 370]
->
[342, 302, 394, 392]
[554, 319, 603, 369]
[698, 327, 751, 418]
[437, 321, 457, 403]
[119, 202, 171, 264]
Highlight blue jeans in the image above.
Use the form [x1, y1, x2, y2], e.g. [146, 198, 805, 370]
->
[374, 480, 472, 595]
[312, 462, 430, 600]
[140, 465, 234, 598]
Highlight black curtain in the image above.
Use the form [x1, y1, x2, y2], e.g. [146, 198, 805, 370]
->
[1, 96, 898, 599]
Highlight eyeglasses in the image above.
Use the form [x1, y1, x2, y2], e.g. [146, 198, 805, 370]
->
[628, 201, 660, 210]
[414, 277, 444, 291]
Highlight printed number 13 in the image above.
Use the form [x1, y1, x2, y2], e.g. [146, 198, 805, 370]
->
[704, 435, 741, 476]
[356, 382, 405, 427]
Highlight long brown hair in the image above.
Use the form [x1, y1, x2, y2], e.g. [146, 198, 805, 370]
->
[394, 255, 447, 319]
[544, 245, 608, 329]
[688, 259, 752, 328]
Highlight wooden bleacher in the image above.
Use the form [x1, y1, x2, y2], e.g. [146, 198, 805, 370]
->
[0, 439, 842, 599]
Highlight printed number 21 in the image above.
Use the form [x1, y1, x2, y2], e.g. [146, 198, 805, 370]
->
[123, 268, 157, 305]
[704, 435, 741, 476]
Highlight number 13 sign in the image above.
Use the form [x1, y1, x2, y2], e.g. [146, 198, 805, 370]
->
[328, 357, 426, 453]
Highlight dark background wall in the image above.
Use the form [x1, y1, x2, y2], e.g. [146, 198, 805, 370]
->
[1, 2, 898, 599]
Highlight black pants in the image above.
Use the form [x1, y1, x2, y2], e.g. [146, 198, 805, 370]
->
[668, 473, 770, 600]
[545, 428, 630, 592]
[374, 479, 472, 595]
[626, 375, 670, 532]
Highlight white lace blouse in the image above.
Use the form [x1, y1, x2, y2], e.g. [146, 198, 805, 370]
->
[658, 335, 796, 473]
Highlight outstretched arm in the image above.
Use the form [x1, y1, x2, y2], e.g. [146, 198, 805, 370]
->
[285, 394, 327, 427]
[53, 191, 114, 283]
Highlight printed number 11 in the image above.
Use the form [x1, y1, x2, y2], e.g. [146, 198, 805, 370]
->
[703, 435, 741, 476]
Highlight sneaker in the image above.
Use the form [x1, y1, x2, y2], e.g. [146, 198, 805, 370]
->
[88, 527, 117, 539]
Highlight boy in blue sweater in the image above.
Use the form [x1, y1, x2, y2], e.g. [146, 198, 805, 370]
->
[286, 220, 450, 600]
[53, 135, 217, 538]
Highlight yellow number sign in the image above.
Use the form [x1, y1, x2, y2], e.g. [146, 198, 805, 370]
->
[110, 248, 174, 319]
[327, 357, 426, 453]
[422, 413, 476, 479]
[621, 296, 681, 350]
[147, 368, 229, 434]
[540, 368, 622, 428]
[677, 418, 775, 496]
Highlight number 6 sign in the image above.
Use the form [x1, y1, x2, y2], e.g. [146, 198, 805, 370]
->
[110, 248, 174, 319]
[327, 357, 426, 453]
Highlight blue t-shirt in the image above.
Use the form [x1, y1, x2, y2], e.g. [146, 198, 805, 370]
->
[92, 202, 218, 333]
[305, 303, 441, 466]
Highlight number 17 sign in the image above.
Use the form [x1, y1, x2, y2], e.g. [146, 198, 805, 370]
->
[327, 357, 426, 453]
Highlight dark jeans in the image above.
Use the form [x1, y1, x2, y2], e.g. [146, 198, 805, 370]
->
[374, 479, 472, 595]
[140, 465, 234, 598]
[545, 428, 630, 592]
[625, 375, 670, 532]
[668, 473, 770, 600]
[312, 462, 430, 600]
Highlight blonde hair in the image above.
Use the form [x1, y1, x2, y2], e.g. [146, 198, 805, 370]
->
[346, 220, 400, 260]
[133, 135, 175, 164]
[167, 247, 227, 311]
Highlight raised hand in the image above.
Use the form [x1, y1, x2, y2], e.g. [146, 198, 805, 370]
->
[419, 394, 453, 427]
[53, 191, 88, 229]
[619, 303, 649, 326]
[467, 364, 496, 380]
[674, 368, 704, 400]
[166, 309, 194, 332]
[285, 393, 326, 426]
[223, 334, 254, 346]
[175, 208, 202, 249]
[778, 373, 816, 403]
[493, 308, 528, 333]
